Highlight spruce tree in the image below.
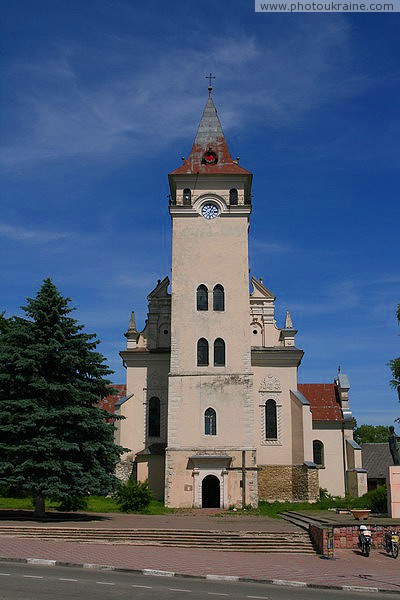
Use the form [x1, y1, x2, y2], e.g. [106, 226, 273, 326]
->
[0, 279, 125, 516]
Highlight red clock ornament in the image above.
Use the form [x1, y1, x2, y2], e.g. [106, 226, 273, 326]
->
[202, 148, 218, 165]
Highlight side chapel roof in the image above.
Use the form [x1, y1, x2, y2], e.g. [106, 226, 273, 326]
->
[298, 383, 344, 422]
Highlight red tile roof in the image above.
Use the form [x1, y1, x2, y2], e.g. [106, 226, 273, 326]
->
[98, 384, 126, 414]
[298, 383, 343, 422]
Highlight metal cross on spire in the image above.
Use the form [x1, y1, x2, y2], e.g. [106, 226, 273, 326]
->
[206, 72, 216, 94]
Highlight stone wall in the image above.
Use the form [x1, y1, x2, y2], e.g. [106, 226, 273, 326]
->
[258, 465, 319, 502]
[292, 465, 319, 501]
[115, 455, 134, 482]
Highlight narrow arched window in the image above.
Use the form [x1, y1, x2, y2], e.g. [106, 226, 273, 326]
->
[204, 407, 217, 435]
[313, 440, 324, 467]
[214, 338, 225, 366]
[265, 399, 277, 440]
[197, 285, 208, 311]
[183, 188, 191, 205]
[148, 397, 160, 437]
[197, 338, 209, 366]
[213, 284, 224, 311]
[229, 188, 238, 205]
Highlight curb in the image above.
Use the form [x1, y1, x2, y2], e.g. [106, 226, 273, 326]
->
[0, 555, 399, 595]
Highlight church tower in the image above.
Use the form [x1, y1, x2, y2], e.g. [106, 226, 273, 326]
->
[165, 87, 258, 508]
[117, 85, 366, 508]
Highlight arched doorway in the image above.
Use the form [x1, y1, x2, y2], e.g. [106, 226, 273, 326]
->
[202, 475, 220, 508]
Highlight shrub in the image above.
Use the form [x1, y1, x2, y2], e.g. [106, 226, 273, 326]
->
[56, 496, 88, 512]
[362, 485, 387, 513]
[114, 479, 152, 512]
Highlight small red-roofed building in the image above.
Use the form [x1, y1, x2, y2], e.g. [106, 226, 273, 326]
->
[98, 384, 127, 415]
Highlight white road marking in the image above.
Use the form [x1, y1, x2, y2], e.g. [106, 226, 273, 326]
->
[0, 573, 11, 576]
[168, 589, 192, 592]
[247, 596, 270, 599]
[96, 581, 115, 585]
[23, 575, 44, 579]
[132, 584, 153, 589]
[59, 578, 78, 582]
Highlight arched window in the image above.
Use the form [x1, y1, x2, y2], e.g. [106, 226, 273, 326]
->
[204, 407, 217, 435]
[313, 440, 324, 467]
[229, 188, 238, 205]
[213, 284, 225, 311]
[196, 285, 208, 311]
[183, 188, 191, 205]
[148, 397, 160, 437]
[265, 399, 277, 440]
[214, 338, 225, 366]
[197, 338, 209, 366]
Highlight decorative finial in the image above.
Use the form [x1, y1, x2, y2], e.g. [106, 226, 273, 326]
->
[338, 365, 341, 374]
[285, 310, 293, 329]
[127, 311, 137, 333]
[206, 72, 216, 94]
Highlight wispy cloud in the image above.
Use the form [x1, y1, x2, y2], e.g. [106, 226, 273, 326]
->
[0, 222, 69, 243]
[0, 20, 365, 168]
[251, 239, 293, 254]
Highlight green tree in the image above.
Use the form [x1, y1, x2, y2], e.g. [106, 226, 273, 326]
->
[388, 304, 400, 416]
[0, 312, 9, 333]
[0, 279, 126, 516]
[353, 424, 389, 444]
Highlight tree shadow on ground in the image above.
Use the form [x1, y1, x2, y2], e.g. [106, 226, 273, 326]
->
[0, 509, 110, 522]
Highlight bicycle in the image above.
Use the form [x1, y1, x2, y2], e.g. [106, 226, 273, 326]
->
[383, 530, 399, 559]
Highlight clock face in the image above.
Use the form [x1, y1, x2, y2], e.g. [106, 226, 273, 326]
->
[201, 203, 219, 220]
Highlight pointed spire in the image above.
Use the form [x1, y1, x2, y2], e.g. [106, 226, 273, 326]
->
[170, 92, 250, 176]
[127, 311, 137, 334]
[193, 95, 224, 148]
[285, 310, 293, 329]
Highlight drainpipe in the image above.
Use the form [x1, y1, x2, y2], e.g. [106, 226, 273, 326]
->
[342, 422, 348, 496]
[242, 450, 246, 508]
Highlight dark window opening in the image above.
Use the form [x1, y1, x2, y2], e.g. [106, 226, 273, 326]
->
[204, 407, 217, 435]
[265, 399, 277, 440]
[183, 188, 191, 205]
[197, 285, 208, 311]
[197, 338, 209, 366]
[229, 188, 238, 205]
[214, 338, 225, 366]
[313, 440, 324, 466]
[148, 397, 161, 437]
[213, 284, 225, 311]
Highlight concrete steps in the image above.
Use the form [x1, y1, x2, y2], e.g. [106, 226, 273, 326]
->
[281, 511, 327, 529]
[0, 526, 316, 554]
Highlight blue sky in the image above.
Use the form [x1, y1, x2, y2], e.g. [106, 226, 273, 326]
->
[1, 1, 399, 426]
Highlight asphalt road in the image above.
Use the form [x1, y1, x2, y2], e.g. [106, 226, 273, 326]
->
[0, 563, 398, 600]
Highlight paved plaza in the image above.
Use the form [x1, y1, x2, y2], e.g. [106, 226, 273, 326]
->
[0, 511, 399, 593]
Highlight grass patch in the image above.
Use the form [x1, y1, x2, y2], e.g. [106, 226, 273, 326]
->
[0, 496, 175, 515]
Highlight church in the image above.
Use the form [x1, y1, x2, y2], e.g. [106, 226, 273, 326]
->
[115, 86, 367, 508]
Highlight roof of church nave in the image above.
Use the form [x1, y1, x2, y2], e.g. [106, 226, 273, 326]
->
[298, 383, 344, 422]
[170, 91, 251, 176]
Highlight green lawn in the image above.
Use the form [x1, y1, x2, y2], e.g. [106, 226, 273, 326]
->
[0, 496, 174, 514]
